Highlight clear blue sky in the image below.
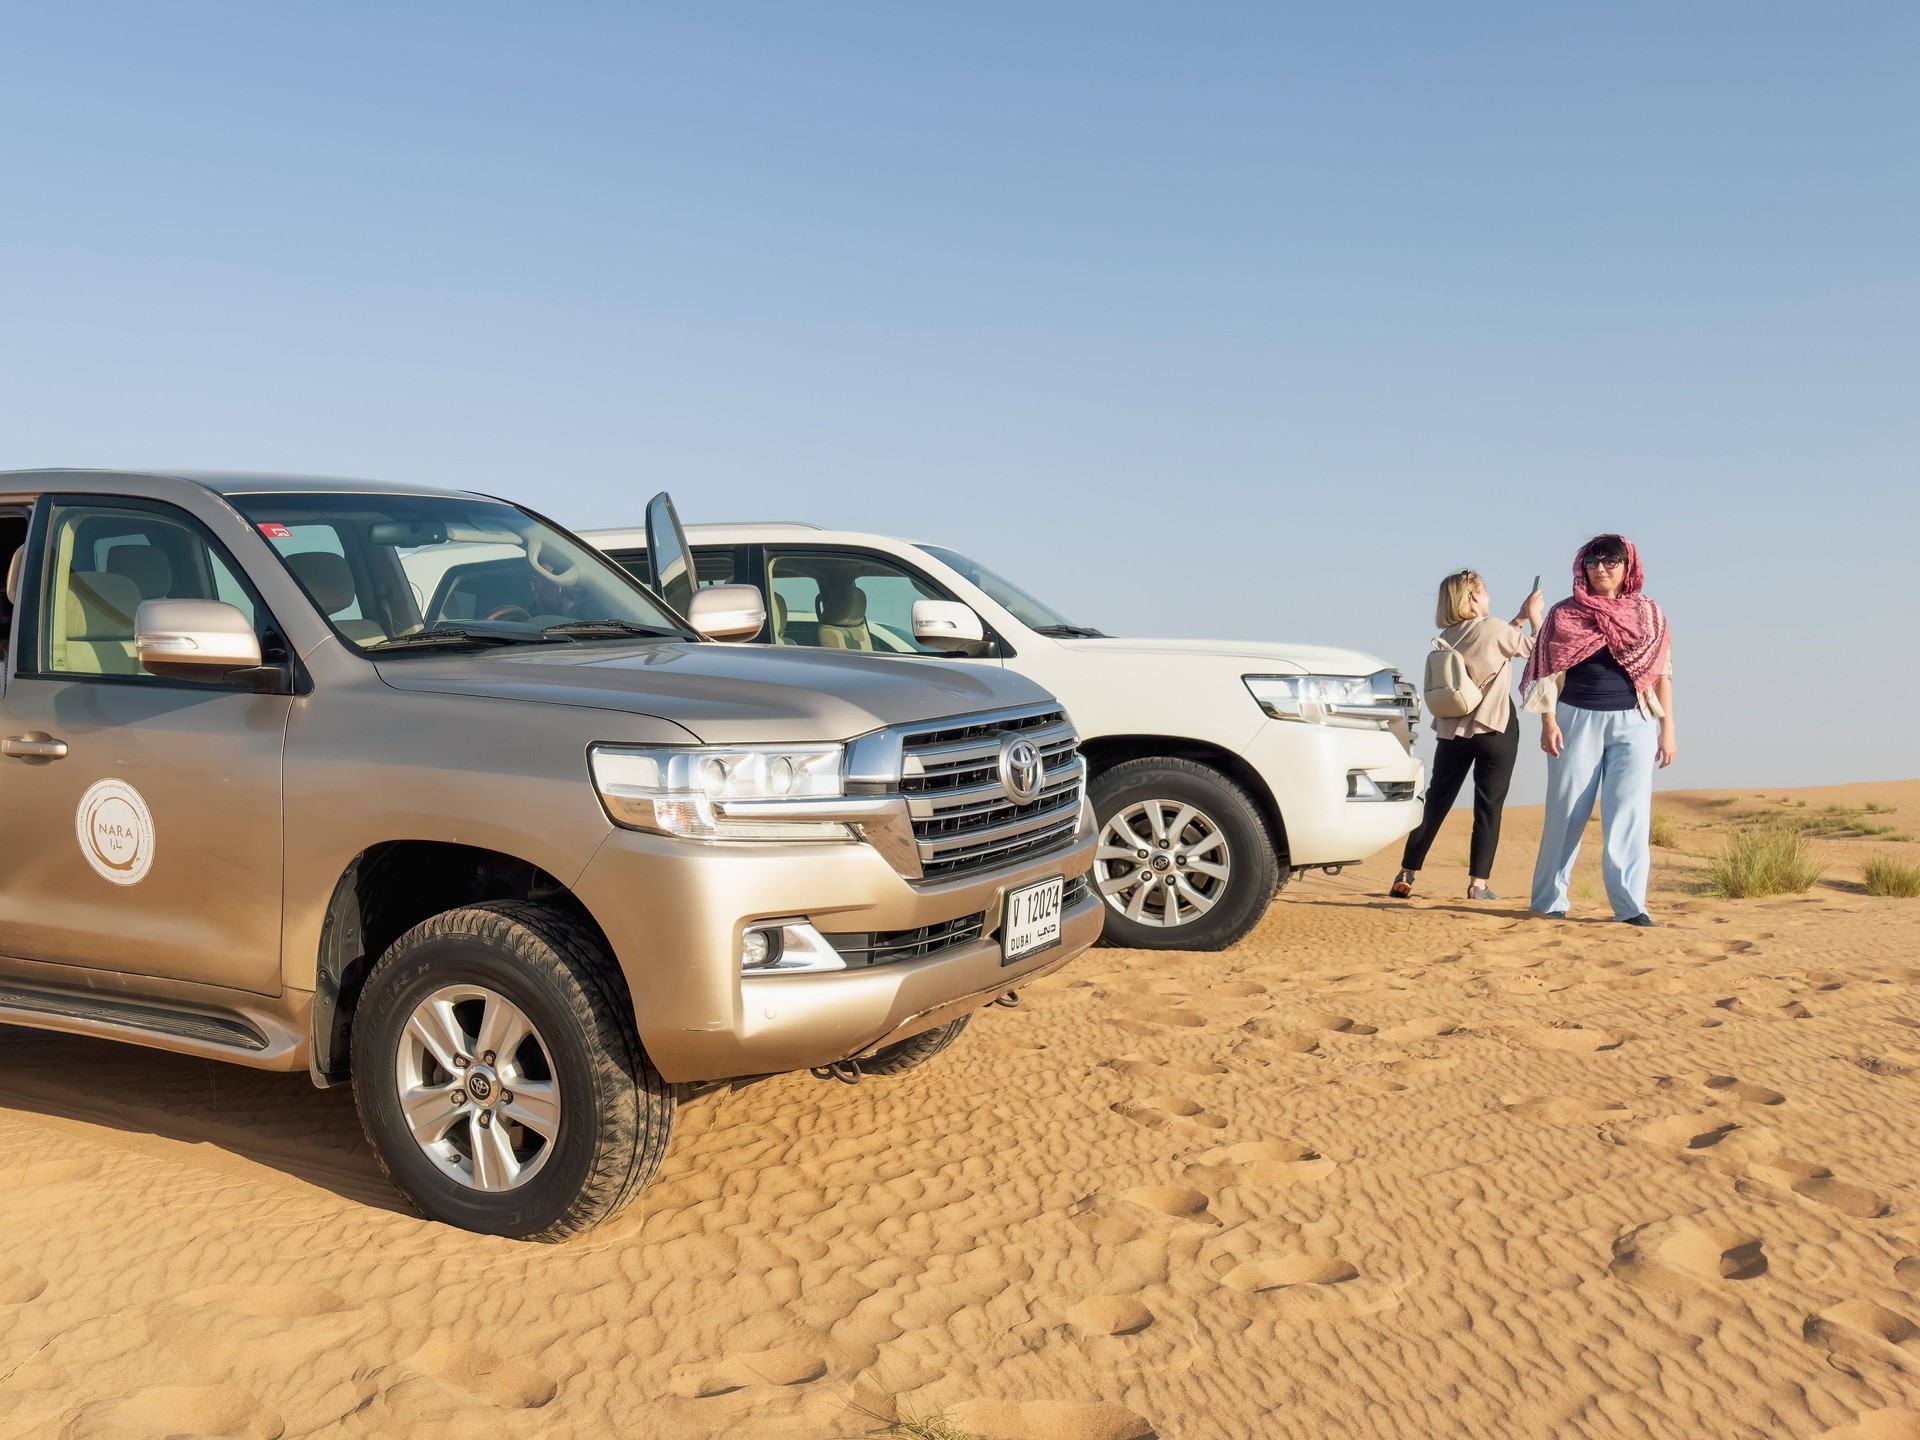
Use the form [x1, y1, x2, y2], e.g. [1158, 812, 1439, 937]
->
[3, 2, 1913, 801]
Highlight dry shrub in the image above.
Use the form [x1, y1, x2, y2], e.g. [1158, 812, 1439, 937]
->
[1864, 852, 1920, 899]
[1648, 811, 1680, 849]
[1702, 827, 1826, 899]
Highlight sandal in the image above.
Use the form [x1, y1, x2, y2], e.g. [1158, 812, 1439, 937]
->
[1390, 868, 1416, 899]
[1467, 881, 1498, 901]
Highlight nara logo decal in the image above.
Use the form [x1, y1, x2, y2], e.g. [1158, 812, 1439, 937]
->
[76, 778, 156, 886]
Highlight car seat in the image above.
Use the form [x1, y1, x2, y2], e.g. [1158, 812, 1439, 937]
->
[285, 551, 387, 644]
[62, 571, 142, 674]
[105, 546, 173, 601]
[770, 591, 789, 643]
[815, 580, 873, 650]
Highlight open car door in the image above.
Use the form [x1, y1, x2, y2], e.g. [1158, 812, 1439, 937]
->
[643, 492, 696, 620]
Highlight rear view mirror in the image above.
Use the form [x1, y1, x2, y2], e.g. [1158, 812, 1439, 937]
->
[136, 599, 263, 678]
[911, 600, 985, 653]
[369, 520, 449, 547]
[688, 584, 767, 642]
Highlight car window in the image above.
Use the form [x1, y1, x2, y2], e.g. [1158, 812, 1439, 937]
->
[765, 550, 947, 654]
[231, 494, 693, 651]
[38, 501, 259, 682]
[607, 547, 737, 592]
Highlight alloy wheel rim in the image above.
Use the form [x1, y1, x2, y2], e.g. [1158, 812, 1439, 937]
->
[1095, 798, 1233, 928]
[395, 983, 561, 1192]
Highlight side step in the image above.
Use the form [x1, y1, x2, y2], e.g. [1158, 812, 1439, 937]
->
[0, 982, 270, 1052]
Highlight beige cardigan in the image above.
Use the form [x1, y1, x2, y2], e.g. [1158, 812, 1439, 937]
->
[1432, 618, 1535, 740]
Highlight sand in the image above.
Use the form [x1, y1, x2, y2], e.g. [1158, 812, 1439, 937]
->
[4, 779, 1920, 1439]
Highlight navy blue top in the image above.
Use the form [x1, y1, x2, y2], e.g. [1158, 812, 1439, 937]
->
[1560, 648, 1639, 711]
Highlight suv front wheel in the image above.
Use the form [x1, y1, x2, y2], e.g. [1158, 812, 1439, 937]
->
[351, 901, 674, 1241]
[1089, 758, 1280, 952]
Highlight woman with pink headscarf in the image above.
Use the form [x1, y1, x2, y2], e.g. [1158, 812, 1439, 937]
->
[1522, 534, 1676, 925]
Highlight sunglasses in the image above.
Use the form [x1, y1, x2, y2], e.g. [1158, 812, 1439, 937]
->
[1583, 556, 1625, 570]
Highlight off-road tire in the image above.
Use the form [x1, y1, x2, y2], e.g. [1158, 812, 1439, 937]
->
[859, 1015, 971, 1077]
[1089, 758, 1280, 952]
[351, 901, 674, 1241]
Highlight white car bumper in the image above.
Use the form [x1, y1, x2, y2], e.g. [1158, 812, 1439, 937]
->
[1242, 719, 1424, 867]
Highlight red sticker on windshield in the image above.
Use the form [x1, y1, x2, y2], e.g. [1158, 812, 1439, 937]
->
[258, 523, 293, 539]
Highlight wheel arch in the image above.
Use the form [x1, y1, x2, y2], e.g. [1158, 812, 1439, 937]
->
[309, 840, 618, 1088]
[1077, 734, 1289, 865]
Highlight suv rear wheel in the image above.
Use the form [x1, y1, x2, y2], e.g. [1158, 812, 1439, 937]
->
[1089, 758, 1280, 952]
[351, 901, 674, 1241]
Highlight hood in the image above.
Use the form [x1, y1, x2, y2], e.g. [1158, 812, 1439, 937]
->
[1054, 636, 1392, 676]
[373, 641, 1056, 744]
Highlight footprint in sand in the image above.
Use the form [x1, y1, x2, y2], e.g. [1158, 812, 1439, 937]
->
[950, 1398, 1155, 1440]
[1610, 1222, 1767, 1294]
[1114, 1006, 1209, 1030]
[1896, 1257, 1920, 1291]
[1211, 980, 1268, 998]
[1685, 1073, 1787, 1105]
[62, 1383, 283, 1440]
[1638, 1115, 1741, 1150]
[1804, 1300, 1920, 1374]
[1510, 1023, 1625, 1052]
[1747, 1158, 1890, 1218]
[1184, 1140, 1335, 1189]
[0, 1260, 48, 1305]
[1123, 1185, 1215, 1222]
[1297, 1010, 1378, 1035]
[1377, 1017, 1458, 1044]
[1236, 1019, 1321, 1052]
[1111, 1096, 1229, 1132]
[1503, 1095, 1631, 1123]
[668, 1348, 829, 1399]
[1221, 1253, 1359, 1293]
[407, 1336, 558, 1409]
[1102, 1056, 1229, 1080]
[1068, 1296, 1155, 1336]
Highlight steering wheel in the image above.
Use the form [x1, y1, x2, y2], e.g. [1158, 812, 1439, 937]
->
[485, 605, 533, 622]
[527, 536, 583, 589]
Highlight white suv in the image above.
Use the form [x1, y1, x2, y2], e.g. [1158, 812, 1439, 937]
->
[583, 520, 1422, 952]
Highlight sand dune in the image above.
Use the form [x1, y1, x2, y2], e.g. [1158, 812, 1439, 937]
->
[4, 780, 1920, 1438]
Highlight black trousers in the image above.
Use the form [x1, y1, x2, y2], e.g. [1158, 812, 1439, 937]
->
[1400, 709, 1520, 880]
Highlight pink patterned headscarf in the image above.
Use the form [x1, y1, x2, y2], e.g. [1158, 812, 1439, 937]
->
[1521, 535, 1671, 699]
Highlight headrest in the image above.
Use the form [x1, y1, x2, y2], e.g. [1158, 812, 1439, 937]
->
[817, 583, 867, 627]
[285, 550, 357, 617]
[772, 592, 788, 623]
[106, 546, 173, 600]
[4, 547, 21, 606]
[66, 571, 140, 640]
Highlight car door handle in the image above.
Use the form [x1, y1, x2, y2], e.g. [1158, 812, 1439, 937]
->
[2, 732, 69, 760]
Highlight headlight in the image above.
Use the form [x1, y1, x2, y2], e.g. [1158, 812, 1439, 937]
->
[590, 744, 851, 841]
[1244, 673, 1401, 726]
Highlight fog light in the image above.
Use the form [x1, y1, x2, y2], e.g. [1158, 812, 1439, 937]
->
[1347, 770, 1386, 801]
[741, 928, 784, 970]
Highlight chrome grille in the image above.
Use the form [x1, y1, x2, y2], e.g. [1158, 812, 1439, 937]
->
[899, 706, 1083, 882]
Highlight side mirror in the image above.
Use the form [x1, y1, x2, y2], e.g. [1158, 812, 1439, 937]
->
[136, 599, 263, 678]
[911, 600, 985, 653]
[688, 584, 768, 642]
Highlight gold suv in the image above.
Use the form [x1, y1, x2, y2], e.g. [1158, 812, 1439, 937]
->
[0, 470, 1098, 1239]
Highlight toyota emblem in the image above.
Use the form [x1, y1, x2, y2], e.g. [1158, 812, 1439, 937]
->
[998, 737, 1044, 804]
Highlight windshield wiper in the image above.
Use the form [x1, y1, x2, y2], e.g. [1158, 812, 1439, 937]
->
[364, 628, 525, 652]
[540, 620, 684, 641]
[1034, 624, 1107, 638]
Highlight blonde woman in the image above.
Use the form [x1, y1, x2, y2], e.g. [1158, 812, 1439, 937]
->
[1390, 570, 1542, 900]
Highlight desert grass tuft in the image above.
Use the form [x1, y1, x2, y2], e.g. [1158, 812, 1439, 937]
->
[1648, 811, 1680, 849]
[1863, 852, 1920, 899]
[842, 1391, 977, 1440]
[1702, 827, 1826, 899]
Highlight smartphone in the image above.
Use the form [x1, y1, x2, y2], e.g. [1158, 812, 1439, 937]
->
[1532, 574, 1541, 594]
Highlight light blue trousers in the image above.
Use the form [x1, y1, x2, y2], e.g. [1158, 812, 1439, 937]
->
[1530, 703, 1659, 919]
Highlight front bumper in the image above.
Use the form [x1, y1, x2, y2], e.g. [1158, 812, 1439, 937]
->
[1241, 718, 1424, 867]
[574, 822, 1098, 1082]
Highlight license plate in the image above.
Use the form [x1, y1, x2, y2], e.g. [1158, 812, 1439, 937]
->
[1002, 876, 1065, 965]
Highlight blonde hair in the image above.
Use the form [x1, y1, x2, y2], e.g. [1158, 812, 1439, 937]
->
[1436, 569, 1482, 628]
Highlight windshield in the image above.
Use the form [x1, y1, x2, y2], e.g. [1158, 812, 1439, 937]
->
[231, 493, 694, 652]
[919, 545, 1099, 635]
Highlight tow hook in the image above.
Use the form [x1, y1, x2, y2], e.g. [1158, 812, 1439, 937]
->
[810, 1059, 862, 1085]
[993, 991, 1021, 1009]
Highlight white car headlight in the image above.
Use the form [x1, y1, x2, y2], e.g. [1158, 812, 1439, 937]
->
[1244, 673, 1395, 726]
[590, 744, 851, 841]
